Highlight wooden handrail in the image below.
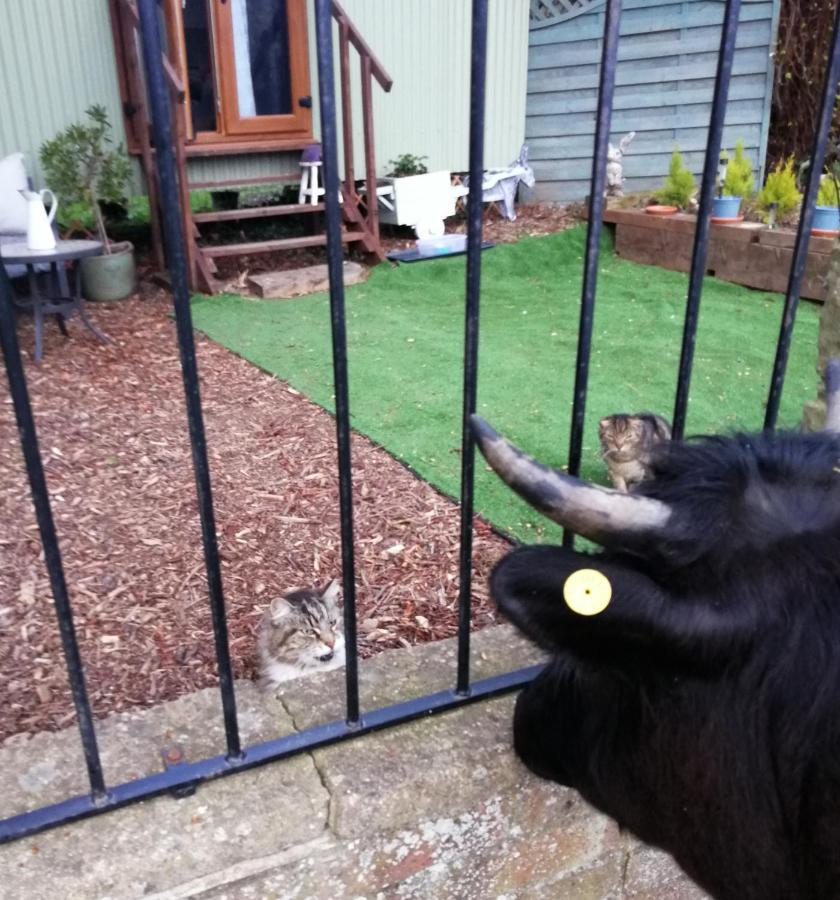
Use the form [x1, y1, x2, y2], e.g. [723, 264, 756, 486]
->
[331, 0, 393, 91]
[118, 0, 186, 100]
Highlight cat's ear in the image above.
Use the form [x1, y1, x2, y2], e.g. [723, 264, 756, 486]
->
[321, 579, 341, 608]
[269, 596, 294, 623]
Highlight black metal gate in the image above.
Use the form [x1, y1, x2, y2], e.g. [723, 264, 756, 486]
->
[1, 0, 839, 842]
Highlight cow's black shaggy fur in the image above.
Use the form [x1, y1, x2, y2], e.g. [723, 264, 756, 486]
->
[492, 430, 840, 900]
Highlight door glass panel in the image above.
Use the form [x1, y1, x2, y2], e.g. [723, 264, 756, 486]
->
[231, 0, 293, 118]
[183, 0, 218, 132]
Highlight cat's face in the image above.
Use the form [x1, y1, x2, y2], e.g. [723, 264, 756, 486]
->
[599, 415, 647, 454]
[260, 580, 345, 672]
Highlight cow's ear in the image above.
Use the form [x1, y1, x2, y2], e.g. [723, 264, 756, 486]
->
[491, 545, 756, 665]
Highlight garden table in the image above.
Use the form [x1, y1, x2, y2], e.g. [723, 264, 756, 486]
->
[0, 239, 109, 363]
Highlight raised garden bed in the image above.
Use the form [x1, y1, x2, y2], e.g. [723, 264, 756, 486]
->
[604, 207, 834, 302]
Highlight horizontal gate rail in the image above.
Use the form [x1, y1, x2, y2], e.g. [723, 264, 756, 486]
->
[0, 666, 540, 842]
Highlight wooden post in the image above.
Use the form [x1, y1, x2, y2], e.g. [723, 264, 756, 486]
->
[360, 55, 379, 242]
[339, 21, 355, 196]
[172, 99, 197, 290]
[117, 8, 165, 270]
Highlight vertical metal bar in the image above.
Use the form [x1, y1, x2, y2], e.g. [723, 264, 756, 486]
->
[456, 0, 489, 696]
[136, 0, 241, 759]
[764, 2, 840, 431]
[314, 0, 360, 725]
[671, 0, 742, 439]
[563, 0, 623, 548]
[0, 261, 107, 799]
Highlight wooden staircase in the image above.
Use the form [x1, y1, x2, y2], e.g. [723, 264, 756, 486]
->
[113, 0, 392, 293]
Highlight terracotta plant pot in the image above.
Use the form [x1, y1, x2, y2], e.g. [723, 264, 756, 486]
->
[645, 205, 678, 216]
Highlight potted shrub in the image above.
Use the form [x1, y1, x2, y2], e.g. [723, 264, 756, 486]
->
[756, 156, 802, 228]
[387, 153, 429, 179]
[377, 152, 457, 235]
[648, 148, 695, 215]
[712, 139, 755, 221]
[40, 104, 136, 301]
[813, 171, 840, 235]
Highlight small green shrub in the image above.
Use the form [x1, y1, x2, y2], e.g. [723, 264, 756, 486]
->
[655, 148, 696, 208]
[722, 140, 755, 198]
[387, 153, 429, 177]
[40, 104, 132, 251]
[757, 156, 802, 221]
[817, 173, 840, 207]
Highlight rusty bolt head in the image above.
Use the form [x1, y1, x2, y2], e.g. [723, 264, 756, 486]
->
[160, 743, 185, 765]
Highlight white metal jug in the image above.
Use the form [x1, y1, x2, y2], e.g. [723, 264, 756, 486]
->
[20, 188, 58, 251]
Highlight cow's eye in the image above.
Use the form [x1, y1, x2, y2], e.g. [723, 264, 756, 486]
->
[563, 569, 612, 616]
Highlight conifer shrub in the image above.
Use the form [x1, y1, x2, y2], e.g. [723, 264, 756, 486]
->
[655, 148, 696, 208]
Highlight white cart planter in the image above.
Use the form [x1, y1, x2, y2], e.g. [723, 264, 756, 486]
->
[376, 170, 458, 237]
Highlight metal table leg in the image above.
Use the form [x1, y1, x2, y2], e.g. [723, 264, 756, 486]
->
[26, 267, 45, 364]
[53, 263, 70, 337]
[72, 262, 109, 345]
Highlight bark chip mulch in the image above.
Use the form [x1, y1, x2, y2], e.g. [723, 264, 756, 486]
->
[0, 287, 511, 743]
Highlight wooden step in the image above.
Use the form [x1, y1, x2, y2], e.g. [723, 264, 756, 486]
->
[188, 174, 301, 190]
[200, 232, 366, 258]
[193, 203, 325, 224]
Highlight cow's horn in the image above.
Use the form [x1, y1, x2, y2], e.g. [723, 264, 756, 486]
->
[824, 358, 840, 433]
[470, 415, 671, 545]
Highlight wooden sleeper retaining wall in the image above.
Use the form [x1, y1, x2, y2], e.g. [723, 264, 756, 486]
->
[603, 208, 834, 302]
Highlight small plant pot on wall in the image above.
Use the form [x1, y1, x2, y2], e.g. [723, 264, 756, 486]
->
[812, 205, 840, 237]
[645, 204, 678, 216]
[81, 241, 136, 301]
[711, 195, 742, 222]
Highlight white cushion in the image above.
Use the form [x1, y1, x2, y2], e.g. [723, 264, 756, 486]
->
[0, 153, 29, 234]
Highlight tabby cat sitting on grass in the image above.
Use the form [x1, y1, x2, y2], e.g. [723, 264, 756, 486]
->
[598, 413, 672, 492]
[257, 580, 345, 689]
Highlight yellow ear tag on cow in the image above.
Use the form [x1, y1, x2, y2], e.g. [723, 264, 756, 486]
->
[563, 569, 612, 616]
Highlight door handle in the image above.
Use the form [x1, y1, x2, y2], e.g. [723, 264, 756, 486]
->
[299, 96, 312, 108]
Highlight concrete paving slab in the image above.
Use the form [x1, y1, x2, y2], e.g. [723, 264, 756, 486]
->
[0, 626, 704, 899]
[187, 780, 623, 900]
[247, 262, 368, 299]
[0, 684, 327, 900]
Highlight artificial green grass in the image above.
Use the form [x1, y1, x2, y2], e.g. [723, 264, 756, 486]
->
[190, 226, 820, 543]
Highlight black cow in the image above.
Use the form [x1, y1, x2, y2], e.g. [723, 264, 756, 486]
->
[471, 363, 840, 900]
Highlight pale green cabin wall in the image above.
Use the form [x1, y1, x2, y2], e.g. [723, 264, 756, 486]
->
[0, 0, 135, 189]
[0, 0, 529, 192]
[314, 0, 531, 175]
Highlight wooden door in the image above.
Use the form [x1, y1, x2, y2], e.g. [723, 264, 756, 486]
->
[159, 0, 312, 145]
[214, 0, 312, 140]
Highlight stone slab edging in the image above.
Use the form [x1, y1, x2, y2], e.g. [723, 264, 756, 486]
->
[0, 625, 705, 899]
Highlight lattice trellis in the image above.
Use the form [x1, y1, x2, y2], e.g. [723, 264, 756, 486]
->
[529, 0, 602, 26]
